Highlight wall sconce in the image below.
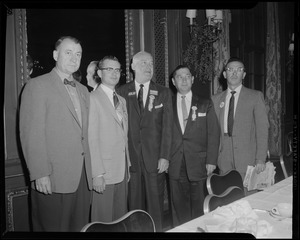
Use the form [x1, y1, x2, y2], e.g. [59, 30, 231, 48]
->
[186, 10, 197, 34]
[183, 9, 224, 84]
[186, 9, 223, 42]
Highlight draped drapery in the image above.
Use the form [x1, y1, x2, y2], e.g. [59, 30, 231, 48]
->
[4, 9, 28, 161]
[265, 2, 282, 156]
[212, 10, 231, 95]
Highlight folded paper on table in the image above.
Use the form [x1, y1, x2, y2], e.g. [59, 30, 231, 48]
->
[204, 200, 273, 238]
[243, 162, 276, 191]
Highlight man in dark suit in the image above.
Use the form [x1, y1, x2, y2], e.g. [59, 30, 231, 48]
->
[168, 65, 220, 226]
[117, 51, 173, 232]
[19, 36, 92, 231]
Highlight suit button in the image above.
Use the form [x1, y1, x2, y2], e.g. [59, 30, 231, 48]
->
[82, 152, 85, 156]
[82, 137, 84, 140]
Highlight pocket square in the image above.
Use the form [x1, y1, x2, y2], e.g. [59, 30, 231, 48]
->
[198, 112, 206, 117]
[155, 103, 163, 109]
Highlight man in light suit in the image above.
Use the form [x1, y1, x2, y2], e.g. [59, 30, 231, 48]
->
[211, 57, 269, 182]
[117, 51, 173, 232]
[88, 56, 131, 222]
[168, 65, 220, 226]
[19, 36, 92, 231]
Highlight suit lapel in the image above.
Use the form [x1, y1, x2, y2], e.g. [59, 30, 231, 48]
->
[97, 87, 122, 127]
[234, 86, 246, 130]
[50, 70, 81, 128]
[77, 84, 88, 129]
[173, 95, 182, 134]
[128, 82, 141, 116]
[184, 94, 197, 134]
[218, 91, 227, 135]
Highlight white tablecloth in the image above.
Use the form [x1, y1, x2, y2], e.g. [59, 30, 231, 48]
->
[167, 176, 293, 238]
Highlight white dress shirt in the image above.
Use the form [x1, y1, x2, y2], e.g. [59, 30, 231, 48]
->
[135, 80, 150, 108]
[177, 91, 192, 134]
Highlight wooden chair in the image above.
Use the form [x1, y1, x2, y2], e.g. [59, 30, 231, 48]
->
[206, 169, 244, 195]
[81, 209, 156, 232]
[203, 186, 245, 214]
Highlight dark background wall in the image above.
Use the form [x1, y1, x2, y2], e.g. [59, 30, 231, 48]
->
[27, 9, 126, 88]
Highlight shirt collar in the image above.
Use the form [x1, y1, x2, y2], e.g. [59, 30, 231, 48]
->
[54, 67, 73, 82]
[227, 84, 242, 96]
[178, 90, 192, 102]
[135, 80, 150, 91]
[100, 83, 115, 95]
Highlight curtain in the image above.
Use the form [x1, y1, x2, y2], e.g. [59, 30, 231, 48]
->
[265, 2, 282, 156]
[4, 9, 28, 161]
[212, 10, 231, 95]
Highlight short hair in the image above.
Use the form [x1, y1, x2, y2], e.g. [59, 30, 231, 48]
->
[54, 36, 80, 50]
[132, 51, 152, 65]
[225, 57, 246, 71]
[172, 64, 190, 78]
[88, 61, 101, 84]
[97, 56, 121, 69]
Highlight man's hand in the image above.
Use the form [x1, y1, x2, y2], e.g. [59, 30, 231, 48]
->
[35, 176, 52, 194]
[157, 158, 169, 174]
[206, 164, 216, 176]
[93, 176, 106, 194]
[255, 163, 266, 174]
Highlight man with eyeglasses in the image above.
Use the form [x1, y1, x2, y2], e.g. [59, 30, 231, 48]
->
[88, 56, 131, 222]
[211, 57, 269, 191]
[117, 51, 173, 232]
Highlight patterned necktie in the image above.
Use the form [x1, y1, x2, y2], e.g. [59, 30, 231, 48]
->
[138, 84, 144, 112]
[113, 92, 119, 109]
[227, 91, 236, 137]
[181, 95, 188, 131]
[64, 78, 76, 87]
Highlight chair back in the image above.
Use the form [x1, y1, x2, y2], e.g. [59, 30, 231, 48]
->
[207, 169, 244, 195]
[203, 186, 245, 214]
[81, 209, 155, 232]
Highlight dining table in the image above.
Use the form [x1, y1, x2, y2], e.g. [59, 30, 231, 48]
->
[167, 176, 294, 238]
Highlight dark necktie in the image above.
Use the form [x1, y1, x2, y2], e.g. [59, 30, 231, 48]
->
[138, 84, 144, 112]
[227, 90, 236, 137]
[64, 78, 76, 87]
[181, 95, 188, 131]
[113, 92, 119, 109]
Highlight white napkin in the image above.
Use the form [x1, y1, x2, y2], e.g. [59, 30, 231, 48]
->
[205, 200, 273, 237]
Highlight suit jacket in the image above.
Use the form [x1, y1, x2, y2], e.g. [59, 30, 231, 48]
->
[211, 85, 269, 174]
[19, 68, 92, 193]
[88, 86, 130, 184]
[168, 93, 220, 181]
[117, 81, 173, 173]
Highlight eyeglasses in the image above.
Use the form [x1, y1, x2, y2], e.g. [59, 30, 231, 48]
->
[100, 67, 122, 74]
[226, 67, 244, 73]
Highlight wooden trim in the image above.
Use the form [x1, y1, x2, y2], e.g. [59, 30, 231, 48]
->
[6, 188, 29, 231]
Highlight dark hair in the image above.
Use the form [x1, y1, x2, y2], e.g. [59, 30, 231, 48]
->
[54, 36, 80, 50]
[97, 56, 121, 69]
[172, 64, 190, 78]
[225, 57, 246, 71]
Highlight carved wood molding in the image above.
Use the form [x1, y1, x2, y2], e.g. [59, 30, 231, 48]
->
[125, 9, 135, 83]
[13, 9, 28, 89]
[6, 188, 29, 231]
